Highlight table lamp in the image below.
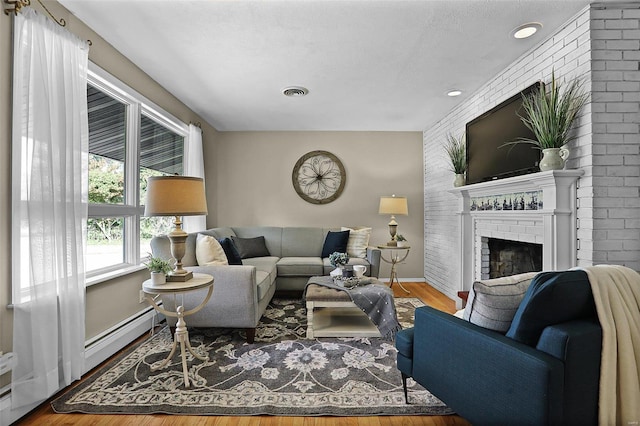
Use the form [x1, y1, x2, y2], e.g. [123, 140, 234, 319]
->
[378, 195, 408, 246]
[144, 176, 208, 281]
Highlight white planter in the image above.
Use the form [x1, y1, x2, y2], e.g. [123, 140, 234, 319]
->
[539, 148, 569, 171]
[150, 272, 166, 285]
[453, 174, 465, 187]
[397, 241, 408, 248]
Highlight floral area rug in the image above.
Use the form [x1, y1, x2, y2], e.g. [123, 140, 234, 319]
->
[52, 298, 453, 416]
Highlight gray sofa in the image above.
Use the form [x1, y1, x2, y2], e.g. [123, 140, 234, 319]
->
[150, 226, 381, 342]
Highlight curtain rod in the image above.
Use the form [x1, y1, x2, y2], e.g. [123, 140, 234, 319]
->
[4, 0, 92, 45]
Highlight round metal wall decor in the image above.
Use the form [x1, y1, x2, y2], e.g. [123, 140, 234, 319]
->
[292, 150, 346, 204]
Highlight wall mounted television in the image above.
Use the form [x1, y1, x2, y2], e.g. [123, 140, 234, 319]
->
[465, 81, 543, 185]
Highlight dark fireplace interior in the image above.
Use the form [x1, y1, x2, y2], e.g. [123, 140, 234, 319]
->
[488, 238, 542, 279]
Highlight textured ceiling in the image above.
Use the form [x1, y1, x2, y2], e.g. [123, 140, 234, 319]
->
[59, 0, 599, 131]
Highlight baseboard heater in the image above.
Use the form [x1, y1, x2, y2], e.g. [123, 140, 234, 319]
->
[0, 305, 163, 425]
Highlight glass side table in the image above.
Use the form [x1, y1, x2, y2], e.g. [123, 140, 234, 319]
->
[142, 272, 214, 387]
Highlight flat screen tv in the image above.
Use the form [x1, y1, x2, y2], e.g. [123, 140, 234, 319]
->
[465, 82, 543, 185]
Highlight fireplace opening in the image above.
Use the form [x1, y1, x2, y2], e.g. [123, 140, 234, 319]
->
[487, 238, 542, 279]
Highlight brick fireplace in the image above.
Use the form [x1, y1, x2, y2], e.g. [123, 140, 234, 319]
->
[449, 170, 583, 306]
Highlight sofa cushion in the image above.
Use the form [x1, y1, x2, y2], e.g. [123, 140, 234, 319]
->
[506, 270, 596, 346]
[341, 226, 372, 258]
[281, 227, 324, 257]
[231, 236, 271, 259]
[218, 237, 243, 265]
[321, 230, 350, 258]
[243, 256, 279, 285]
[463, 272, 538, 333]
[277, 257, 324, 276]
[195, 233, 229, 266]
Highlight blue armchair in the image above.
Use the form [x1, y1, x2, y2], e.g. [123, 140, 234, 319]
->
[396, 270, 602, 426]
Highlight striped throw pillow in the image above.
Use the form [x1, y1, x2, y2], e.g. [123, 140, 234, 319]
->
[463, 272, 538, 333]
[341, 227, 372, 259]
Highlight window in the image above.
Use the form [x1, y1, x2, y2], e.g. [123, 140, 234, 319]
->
[87, 64, 186, 284]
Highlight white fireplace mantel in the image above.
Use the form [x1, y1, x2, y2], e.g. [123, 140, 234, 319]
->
[449, 170, 583, 301]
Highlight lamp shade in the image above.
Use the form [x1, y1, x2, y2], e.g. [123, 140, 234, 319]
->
[378, 196, 408, 216]
[144, 176, 208, 217]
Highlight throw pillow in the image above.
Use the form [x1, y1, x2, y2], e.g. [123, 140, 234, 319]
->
[463, 271, 538, 333]
[195, 233, 229, 266]
[321, 230, 350, 258]
[217, 237, 243, 265]
[341, 226, 372, 258]
[230, 236, 271, 259]
[506, 270, 596, 346]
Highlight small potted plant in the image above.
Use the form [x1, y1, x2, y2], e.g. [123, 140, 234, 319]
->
[503, 70, 589, 171]
[329, 252, 349, 277]
[444, 132, 466, 187]
[396, 234, 408, 248]
[144, 254, 172, 285]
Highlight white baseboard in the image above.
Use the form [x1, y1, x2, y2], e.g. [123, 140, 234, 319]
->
[84, 306, 160, 372]
[0, 306, 160, 425]
[378, 277, 427, 283]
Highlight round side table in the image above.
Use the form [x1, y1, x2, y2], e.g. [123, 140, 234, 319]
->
[142, 272, 214, 388]
[377, 245, 411, 293]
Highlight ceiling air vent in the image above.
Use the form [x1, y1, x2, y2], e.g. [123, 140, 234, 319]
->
[282, 86, 309, 97]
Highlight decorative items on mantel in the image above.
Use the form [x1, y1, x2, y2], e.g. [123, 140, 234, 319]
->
[471, 190, 543, 211]
[501, 70, 589, 172]
[449, 169, 584, 308]
[444, 132, 466, 187]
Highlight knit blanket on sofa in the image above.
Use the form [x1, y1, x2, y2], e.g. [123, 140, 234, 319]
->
[580, 265, 640, 426]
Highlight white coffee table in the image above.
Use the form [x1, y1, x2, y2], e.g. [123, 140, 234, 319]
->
[304, 277, 388, 339]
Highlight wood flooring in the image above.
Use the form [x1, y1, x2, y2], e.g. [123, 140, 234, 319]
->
[15, 282, 471, 426]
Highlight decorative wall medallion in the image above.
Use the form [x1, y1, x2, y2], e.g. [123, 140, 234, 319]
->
[292, 150, 346, 204]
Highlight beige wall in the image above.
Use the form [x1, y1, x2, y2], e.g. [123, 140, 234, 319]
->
[208, 131, 425, 279]
[0, 0, 219, 367]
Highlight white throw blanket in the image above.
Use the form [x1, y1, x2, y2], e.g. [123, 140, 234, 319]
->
[580, 265, 640, 425]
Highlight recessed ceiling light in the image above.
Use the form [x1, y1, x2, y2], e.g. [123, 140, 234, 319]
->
[447, 90, 462, 97]
[512, 22, 542, 39]
[282, 86, 309, 97]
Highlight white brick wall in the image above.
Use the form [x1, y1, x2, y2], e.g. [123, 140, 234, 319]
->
[424, 4, 640, 300]
[589, 4, 640, 270]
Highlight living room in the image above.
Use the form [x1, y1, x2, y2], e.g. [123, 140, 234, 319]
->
[1, 0, 639, 424]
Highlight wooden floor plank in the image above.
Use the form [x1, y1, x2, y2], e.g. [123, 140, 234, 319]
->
[15, 282, 470, 426]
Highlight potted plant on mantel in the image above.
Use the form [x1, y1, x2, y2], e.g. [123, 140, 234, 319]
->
[506, 70, 589, 171]
[444, 132, 466, 187]
[144, 254, 172, 285]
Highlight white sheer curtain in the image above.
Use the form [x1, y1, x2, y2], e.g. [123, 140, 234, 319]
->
[11, 7, 89, 409]
[183, 123, 207, 232]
